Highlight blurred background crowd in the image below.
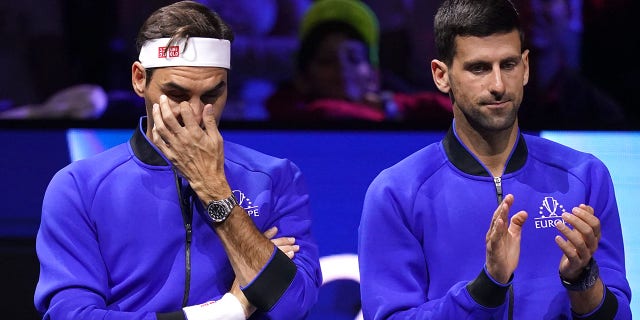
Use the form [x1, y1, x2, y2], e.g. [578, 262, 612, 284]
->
[0, 0, 637, 130]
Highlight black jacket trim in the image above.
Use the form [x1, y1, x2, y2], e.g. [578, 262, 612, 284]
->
[572, 287, 618, 320]
[242, 248, 297, 311]
[467, 268, 512, 308]
[156, 310, 185, 320]
[442, 127, 528, 176]
[129, 117, 169, 166]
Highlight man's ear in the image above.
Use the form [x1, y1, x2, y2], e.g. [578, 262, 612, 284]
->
[431, 59, 450, 94]
[521, 49, 530, 87]
[131, 62, 146, 98]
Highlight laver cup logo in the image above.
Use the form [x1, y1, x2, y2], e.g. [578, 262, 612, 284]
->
[534, 196, 568, 229]
[542, 196, 559, 216]
[233, 189, 260, 217]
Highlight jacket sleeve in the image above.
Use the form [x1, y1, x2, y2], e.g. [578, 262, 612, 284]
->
[358, 171, 510, 319]
[34, 168, 159, 320]
[579, 157, 632, 319]
[249, 159, 322, 319]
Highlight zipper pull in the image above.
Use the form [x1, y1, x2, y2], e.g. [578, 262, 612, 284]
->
[493, 176, 503, 204]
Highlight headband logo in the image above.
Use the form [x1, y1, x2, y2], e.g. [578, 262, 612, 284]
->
[158, 46, 180, 58]
[140, 37, 231, 69]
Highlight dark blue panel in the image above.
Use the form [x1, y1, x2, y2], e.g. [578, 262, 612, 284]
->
[1, 130, 70, 237]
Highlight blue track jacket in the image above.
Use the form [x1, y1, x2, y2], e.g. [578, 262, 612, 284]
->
[35, 118, 322, 319]
[359, 127, 631, 319]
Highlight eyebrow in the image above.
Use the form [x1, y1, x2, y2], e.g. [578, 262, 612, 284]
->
[462, 55, 521, 67]
[161, 80, 227, 95]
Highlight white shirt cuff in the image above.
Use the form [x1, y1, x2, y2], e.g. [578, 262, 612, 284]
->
[182, 293, 245, 320]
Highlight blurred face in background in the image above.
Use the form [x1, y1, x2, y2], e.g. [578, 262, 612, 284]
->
[300, 33, 379, 102]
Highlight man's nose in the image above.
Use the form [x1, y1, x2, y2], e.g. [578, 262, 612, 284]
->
[488, 67, 506, 95]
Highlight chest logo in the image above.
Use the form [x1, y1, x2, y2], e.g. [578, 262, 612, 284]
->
[233, 189, 260, 217]
[534, 196, 567, 229]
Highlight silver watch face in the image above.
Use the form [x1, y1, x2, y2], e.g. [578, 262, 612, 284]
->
[208, 203, 229, 222]
[206, 195, 237, 223]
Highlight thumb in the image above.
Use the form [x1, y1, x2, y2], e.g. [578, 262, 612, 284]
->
[508, 211, 528, 234]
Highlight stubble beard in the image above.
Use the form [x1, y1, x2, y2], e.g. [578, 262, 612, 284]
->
[465, 103, 519, 134]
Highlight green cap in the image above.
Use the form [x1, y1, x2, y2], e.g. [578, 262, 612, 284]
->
[300, 0, 379, 66]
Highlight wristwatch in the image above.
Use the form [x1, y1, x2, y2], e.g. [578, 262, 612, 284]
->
[205, 194, 238, 223]
[560, 258, 599, 291]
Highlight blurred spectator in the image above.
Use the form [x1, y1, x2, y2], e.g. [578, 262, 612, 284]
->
[528, 0, 583, 89]
[0, 1, 138, 121]
[203, 0, 312, 120]
[0, 0, 71, 109]
[0, 84, 107, 120]
[362, 0, 441, 93]
[516, 0, 630, 130]
[265, 0, 452, 127]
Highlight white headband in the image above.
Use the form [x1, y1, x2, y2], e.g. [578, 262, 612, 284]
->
[139, 37, 231, 69]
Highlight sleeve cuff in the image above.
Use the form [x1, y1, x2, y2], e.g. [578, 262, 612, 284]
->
[466, 265, 512, 308]
[572, 286, 618, 319]
[157, 311, 186, 320]
[241, 246, 297, 311]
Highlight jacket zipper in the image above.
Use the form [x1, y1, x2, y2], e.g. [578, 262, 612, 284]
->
[493, 176, 503, 204]
[493, 175, 513, 320]
[174, 170, 193, 307]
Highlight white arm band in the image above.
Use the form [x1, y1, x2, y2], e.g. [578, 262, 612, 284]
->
[182, 293, 245, 320]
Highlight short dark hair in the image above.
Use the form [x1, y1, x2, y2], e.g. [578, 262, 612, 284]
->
[434, 0, 525, 66]
[135, 0, 234, 53]
[135, 1, 234, 84]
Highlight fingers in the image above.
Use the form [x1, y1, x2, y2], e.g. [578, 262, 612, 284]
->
[554, 227, 585, 279]
[151, 103, 170, 152]
[278, 245, 300, 259]
[151, 95, 182, 150]
[179, 99, 199, 129]
[496, 194, 514, 223]
[152, 95, 199, 133]
[485, 194, 525, 283]
[272, 237, 299, 259]
[263, 226, 299, 259]
[557, 204, 600, 254]
[555, 205, 600, 275]
[570, 204, 600, 244]
[263, 226, 278, 239]
[272, 237, 297, 247]
[275, 241, 298, 258]
[487, 194, 514, 240]
[202, 104, 219, 134]
[157, 95, 183, 130]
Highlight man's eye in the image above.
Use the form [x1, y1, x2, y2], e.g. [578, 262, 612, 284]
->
[470, 65, 487, 74]
[168, 94, 188, 102]
[202, 95, 219, 104]
[502, 62, 517, 70]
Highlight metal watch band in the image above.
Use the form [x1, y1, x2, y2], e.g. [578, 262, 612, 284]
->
[560, 258, 599, 291]
[206, 194, 238, 223]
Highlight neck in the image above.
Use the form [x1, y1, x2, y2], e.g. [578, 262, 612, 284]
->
[454, 120, 519, 177]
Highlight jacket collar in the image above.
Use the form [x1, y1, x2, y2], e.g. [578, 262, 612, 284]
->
[129, 117, 170, 166]
[442, 126, 527, 177]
